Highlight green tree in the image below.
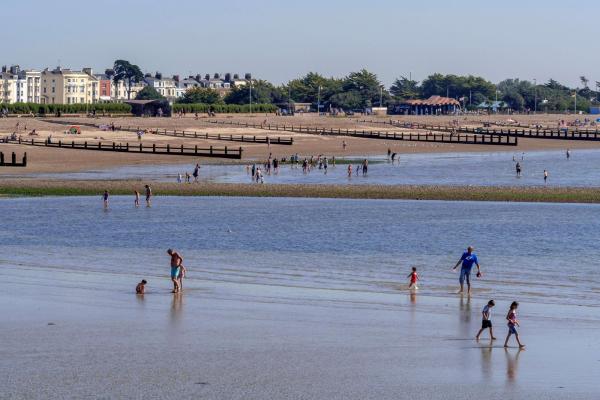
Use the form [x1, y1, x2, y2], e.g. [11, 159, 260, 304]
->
[342, 69, 387, 108]
[328, 91, 363, 110]
[390, 76, 421, 99]
[224, 80, 280, 105]
[113, 60, 144, 100]
[177, 87, 223, 104]
[135, 86, 164, 100]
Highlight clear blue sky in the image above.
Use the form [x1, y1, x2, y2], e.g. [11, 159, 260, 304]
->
[3, 0, 598, 88]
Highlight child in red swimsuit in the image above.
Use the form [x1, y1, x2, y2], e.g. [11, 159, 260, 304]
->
[407, 267, 419, 290]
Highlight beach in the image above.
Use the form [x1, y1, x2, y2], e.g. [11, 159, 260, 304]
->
[1, 196, 599, 399]
[2, 114, 600, 174]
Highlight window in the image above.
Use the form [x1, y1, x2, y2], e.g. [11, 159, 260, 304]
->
[52, 87, 55, 93]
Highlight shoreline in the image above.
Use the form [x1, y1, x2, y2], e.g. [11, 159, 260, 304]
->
[1, 180, 600, 203]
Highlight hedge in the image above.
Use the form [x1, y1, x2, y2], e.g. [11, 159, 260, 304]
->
[0, 102, 132, 115]
[172, 103, 277, 113]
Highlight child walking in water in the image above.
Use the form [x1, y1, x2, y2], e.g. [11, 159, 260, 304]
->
[135, 279, 147, 294]
[504, 301, 525, 348]
[476, 300, 496, 340]
[407, 267, 419, 290]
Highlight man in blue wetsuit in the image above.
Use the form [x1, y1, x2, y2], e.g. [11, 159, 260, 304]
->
[452, 246, 481, 294]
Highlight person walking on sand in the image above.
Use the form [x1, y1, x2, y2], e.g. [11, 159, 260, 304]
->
[504, 301, 525, 348]
[145, 185, 152, 207]
[407, 267, 419, 290]
[342, 140, 347, 151]
[134, 190, 140, 207]
[102, 190, 109, 208]
[543, 169, 548, 183]
[452, 246, 481, 294]
[515, 162, 522, 177]
[476, 300, 496, 340]
[167, 249, 184, 293]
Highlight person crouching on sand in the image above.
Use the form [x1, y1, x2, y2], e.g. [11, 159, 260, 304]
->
[504, 301, 525, 348]
[476, 300, 496, 340]
[407, 267, 419, 290]
[136, 279, 147, 294]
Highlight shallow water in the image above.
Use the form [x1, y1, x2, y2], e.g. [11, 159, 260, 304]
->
[1, 196, 599, 309]
[15, 149, 600, 187]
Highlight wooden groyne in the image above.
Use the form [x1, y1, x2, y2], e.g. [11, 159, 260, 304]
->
[205, 120, 517, 146]
[3, 137, 242, 159]
[0, 151, 27, 167]
[112, 125, 293, 145]
[359, 119, 600, 141]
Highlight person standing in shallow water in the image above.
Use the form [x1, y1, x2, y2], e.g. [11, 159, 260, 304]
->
[167, 249, 183, 293]
[103, 190, 109, 208]
[515, 162, 522, 177]
[134, 190, 140, 207]
[145, 185, 152, 207]
[452, 246, 481, 294]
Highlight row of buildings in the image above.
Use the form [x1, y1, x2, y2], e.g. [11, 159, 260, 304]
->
[0, 65, 252, 105]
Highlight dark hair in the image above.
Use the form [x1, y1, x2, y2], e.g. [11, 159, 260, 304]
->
[510, 301, 519, 309]
[412, 267, 417, 271]
[141, 279, 147, 284]
[488, 300, 495, 306]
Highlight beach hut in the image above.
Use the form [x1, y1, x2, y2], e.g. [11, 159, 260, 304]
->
[124, 99, 172, 117]
[390, 96, 461, 115]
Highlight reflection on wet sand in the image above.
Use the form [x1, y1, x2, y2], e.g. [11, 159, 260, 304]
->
[459, 295, 472, 337]
[505, 348, 523, 384]
[170, 293, 183, 326]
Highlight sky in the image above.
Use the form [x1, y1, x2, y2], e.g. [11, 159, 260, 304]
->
[3, 0, 599, 88]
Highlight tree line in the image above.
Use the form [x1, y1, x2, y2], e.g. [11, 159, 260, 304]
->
[114, 60, 599, 112]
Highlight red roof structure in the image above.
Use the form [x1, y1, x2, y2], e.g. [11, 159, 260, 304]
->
[404, 95, 461, 106]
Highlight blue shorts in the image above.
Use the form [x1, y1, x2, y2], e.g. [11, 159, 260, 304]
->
[508, 324, 517, 334]
[459, 268, 471, 285]
[171, 267, 180, 279]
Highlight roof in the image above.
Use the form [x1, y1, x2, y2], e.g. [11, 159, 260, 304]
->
[403, 95, 461, 106]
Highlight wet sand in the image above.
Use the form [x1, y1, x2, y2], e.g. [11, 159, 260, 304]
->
[1, 265, 598, 399]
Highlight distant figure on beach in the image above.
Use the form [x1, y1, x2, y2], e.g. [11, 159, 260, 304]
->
[362, 159, 368, 176]
[515, 162, 522, 177]
[566, 149, 571, 159]
[342, 140, 347, 151]
[145, 185, 152, 207]
[185, 172, 191, 183]
[177, 173, 182, 183]
[387, 148, 391, 160]
[323, 157, 328, 174]
[134, 190, 140, 207]
[103, 190, 109, 208]
[167, 249, 184, 293]
[407, 267, 419, 290]
[193, 163, 200, 182]
[452, 246, 481, 294]
[476, 300, 496, 340]
[391, 153, 397, 164]
[347, 164, 352, 177]
[136, 279, 147, 294]
[504, 301, 525, 348]
[543, 169, 548, 183]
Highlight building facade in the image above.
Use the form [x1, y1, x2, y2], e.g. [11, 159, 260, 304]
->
[40, 67, 100, 104]
[0, 67, 18, 103]
[144, 73, 176, 100]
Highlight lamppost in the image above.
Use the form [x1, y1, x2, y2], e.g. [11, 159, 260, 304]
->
[317, 85, 321, 115]
[533, 78, 537, 114]
[288, 86, 291, 114]
[249, 80, 252, 114]
[574, 88, 578, 114]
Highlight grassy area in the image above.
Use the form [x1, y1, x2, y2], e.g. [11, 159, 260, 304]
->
[1, 180, 600, 203]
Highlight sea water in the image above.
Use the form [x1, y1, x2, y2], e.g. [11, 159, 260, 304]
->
[0, 196, 598, 309]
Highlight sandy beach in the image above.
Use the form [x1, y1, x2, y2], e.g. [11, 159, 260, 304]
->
[2, 114, 600, 174]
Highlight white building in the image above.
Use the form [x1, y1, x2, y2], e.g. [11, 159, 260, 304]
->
[144, 73, 176, 99]
[0, 66, 19, 103]
[17, 69, 41, 103]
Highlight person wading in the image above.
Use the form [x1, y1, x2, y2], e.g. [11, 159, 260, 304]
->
[167, 249, 184, 293]
[452, 246, 481, 294]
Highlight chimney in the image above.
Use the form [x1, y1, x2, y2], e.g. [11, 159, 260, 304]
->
[155, 72, 162, 79]
[83, 67, 93, 75]
[10, 65, 20, 75]
[173, 75, 180, 82]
